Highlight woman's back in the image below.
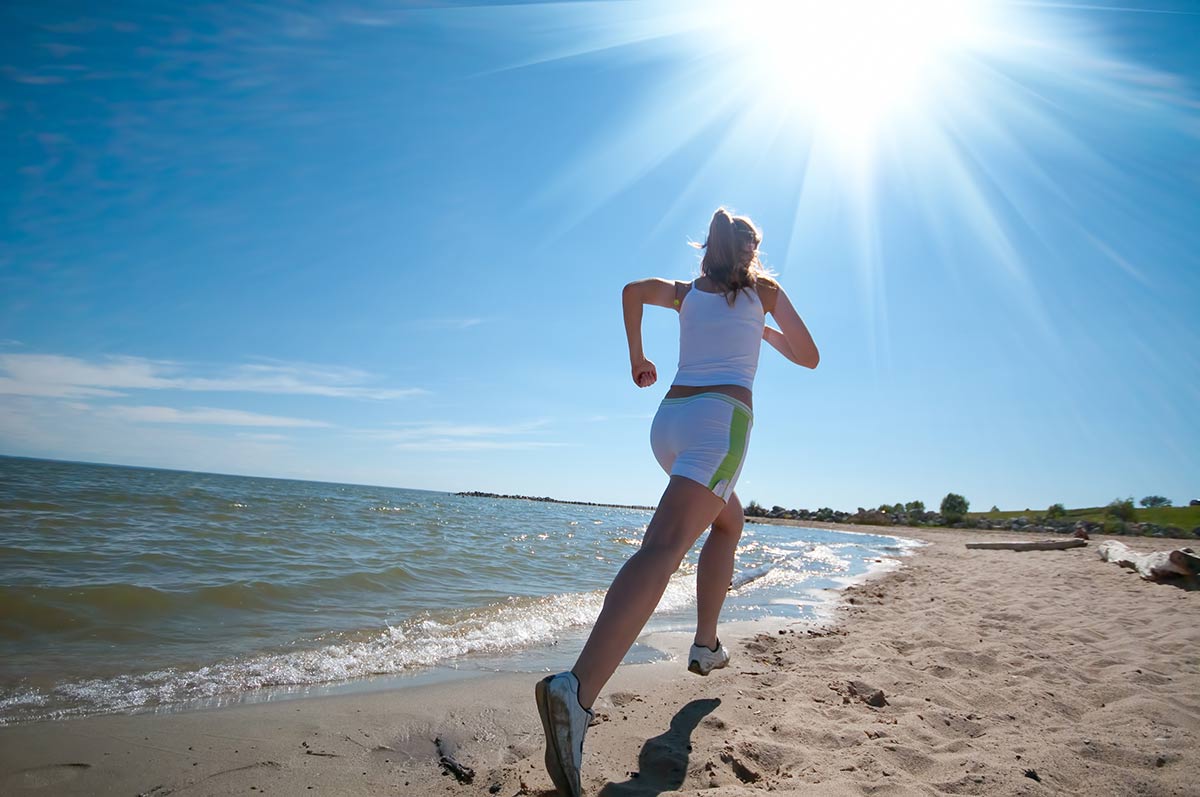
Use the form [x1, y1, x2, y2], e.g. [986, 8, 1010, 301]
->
[673, 280, 765, 391]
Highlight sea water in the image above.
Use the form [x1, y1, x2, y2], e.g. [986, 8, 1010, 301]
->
[0, 456, 914, 725]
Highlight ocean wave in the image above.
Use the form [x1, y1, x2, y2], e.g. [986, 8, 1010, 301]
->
[730, 545, 851, 592]
[0, 499, 67, 512]
[0, 458, 914, 727]
[0, 573, 698, 725]
[0, 565, 424, 639]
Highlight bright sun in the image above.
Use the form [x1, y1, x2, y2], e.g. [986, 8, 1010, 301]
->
[712, 0, 989, 151]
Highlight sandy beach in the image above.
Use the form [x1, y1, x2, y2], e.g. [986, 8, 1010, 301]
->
[2, 525, 1197, 796]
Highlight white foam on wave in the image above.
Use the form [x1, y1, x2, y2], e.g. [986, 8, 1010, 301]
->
[1, 530, 916, 725]
[0, 687, 46, 715]
[730, 544, 852, 593]
[0, 572, 698, 725]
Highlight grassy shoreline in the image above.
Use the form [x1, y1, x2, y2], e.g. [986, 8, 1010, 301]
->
[967, 504, 1200, 527]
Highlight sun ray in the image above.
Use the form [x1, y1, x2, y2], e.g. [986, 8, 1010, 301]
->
[447, 0, 1197, 375]
[1010, 2, 1200, 16]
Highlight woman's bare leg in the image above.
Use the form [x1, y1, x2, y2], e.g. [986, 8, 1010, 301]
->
[694, 491, 743, 649]
[572, 476, 725, 708]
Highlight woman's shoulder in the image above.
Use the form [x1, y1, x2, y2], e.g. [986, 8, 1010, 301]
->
[672, 278, 695, 309]
[754, 276, 780, 312]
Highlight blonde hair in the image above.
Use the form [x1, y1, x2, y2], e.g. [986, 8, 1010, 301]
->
[692, 207, 773, 304]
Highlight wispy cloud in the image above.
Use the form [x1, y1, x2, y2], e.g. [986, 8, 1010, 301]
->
[235, 432, 290, 442]
[2, 67, 68, 85]
[366, 419, 563, 451]
[0, 355, 166, 398]
[585, 413, 654, 423]
[0, 354, 423, 400]
[413, 317, 488, 330]
[394, 439, 563, 452]
[103, 405, 329, 428]
[39, 42, 84, 58]
[0, 395, 311, 478]
[389, 420, 550, 437]
[184, 362, 426, 400]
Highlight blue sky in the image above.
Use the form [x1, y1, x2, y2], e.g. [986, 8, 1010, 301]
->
[2, 0, 1198, 511]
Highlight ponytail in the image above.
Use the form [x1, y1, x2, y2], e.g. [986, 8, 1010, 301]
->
[693, 207, 767, 304]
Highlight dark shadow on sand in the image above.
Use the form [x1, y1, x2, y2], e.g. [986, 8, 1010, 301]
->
[598, 697, 720, 797]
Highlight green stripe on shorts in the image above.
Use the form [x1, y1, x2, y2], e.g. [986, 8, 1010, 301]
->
[708, 405, 751, 492]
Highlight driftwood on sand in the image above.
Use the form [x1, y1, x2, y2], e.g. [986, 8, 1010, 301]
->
[964, 538, 1087, 551]
[1097, 540, 1200, 582]
[435, 736, 475, 784]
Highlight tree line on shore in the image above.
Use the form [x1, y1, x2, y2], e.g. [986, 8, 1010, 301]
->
[454, 491, 654, 511]
[745, 494, 1200, 539]
[745, 493, 969, 526]
[456, 489, 1198, 540]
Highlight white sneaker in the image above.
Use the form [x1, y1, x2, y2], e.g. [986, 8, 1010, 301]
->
[688, 640, 730, 676]
[535, 671, 594, 797]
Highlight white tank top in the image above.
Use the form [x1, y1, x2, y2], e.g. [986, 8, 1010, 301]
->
[672, 280, 765, 390]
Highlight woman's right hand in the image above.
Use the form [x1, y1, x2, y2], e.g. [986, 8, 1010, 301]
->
[631, 358, 657, 388]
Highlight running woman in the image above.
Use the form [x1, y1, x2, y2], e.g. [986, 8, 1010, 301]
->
[536, 207, 819, 796]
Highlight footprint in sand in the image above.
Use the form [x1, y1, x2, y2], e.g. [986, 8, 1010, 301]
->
[3, 762, 91, 789]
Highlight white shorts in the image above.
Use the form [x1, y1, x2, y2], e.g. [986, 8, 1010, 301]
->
[650, 393, 753, 502]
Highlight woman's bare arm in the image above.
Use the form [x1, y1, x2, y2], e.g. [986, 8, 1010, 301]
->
[621, 279, 679, 387]
[764, 285, 819, 369]
[763, 325, 798, 363]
